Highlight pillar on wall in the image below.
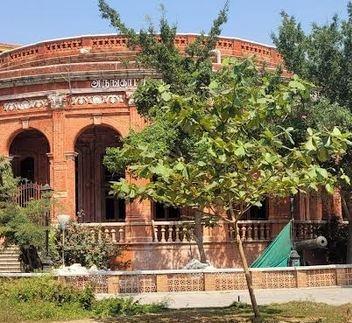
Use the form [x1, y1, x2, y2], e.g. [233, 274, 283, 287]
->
[268, 197, 291, 220]
[322, 188, 343, 220]
[50, 99, 72, 220]
[332, 188, 343, 219]
[308, 189, 323, 220]
[64, 152, 78, 220]
[125, 176, 153, 243]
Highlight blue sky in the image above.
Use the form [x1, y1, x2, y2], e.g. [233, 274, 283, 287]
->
[0, 1, 350, 46]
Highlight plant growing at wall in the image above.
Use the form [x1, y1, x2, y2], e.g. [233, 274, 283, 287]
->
[273, 2, 352, 263]
[99, 2, 351, 320]
[0, 157, 51, 262]
[51, 221, 124, 269]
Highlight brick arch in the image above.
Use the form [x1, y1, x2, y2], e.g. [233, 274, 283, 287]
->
[7, 127, 52, 154]
[73, 123, 123, 147]
[65, 118, 127, 153]
[8, 128, 51, 185]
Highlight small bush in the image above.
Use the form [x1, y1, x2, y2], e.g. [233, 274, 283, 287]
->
[51, 221, 123, 269]
[0, 276, 167, 322]
[0, 276, 94, 309]
[92, 297, 167, 318]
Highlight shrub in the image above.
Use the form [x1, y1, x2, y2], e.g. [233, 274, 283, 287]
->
[92, 297, 167, 318]
[0, 276, 94, 309]
[0, 276, 167, 321]
[51, 221, 123, 269]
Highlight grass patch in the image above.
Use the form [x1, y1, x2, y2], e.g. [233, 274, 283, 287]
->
[0, 276, 165, 322]
[0, 278, 351, 322]
[98, 301, 352, 323]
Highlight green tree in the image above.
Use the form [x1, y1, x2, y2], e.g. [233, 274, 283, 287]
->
[105, 58, 350, 321]
[273, 2, 352, 263]
[99, 2, 350, 320]
[99, 0, 230, 265]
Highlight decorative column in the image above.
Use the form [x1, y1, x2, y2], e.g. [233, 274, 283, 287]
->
[64, 152, 78, 220]
[124, 100, 153, 242]
[309, 190, 323, 220]
[332, 188, 343, 219]
[125, 176, 153, 243]
[48, 93, 74, 220]
[268, 197, 291, 236]
[322, 188, 343, 220]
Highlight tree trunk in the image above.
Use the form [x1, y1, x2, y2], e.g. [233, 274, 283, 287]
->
[194, 211, 207, 263]
[342, 195, 352, 264]
[233, 219, 262, 322]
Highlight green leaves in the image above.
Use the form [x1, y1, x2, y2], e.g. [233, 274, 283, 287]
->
[105, 58, 350, 219]
[161, 91, 172, 102]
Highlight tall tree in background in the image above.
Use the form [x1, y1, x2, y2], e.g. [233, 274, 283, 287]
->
[273, 2, 352, 263]
[99, 0, 229, 265]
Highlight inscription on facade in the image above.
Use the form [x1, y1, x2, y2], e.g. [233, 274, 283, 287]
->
[3, 99, 49, 112]
[71, 94, 125, 106]
[91, 79, 139, 89]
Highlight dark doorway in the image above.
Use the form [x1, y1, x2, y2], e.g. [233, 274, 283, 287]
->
[75, 125, 125, 222]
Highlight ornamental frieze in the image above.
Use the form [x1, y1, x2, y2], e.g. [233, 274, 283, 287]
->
[70, 94, 125, 106]
[3, 99, 49, 112]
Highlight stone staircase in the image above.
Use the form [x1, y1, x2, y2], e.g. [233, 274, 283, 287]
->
[0, 245, 22, 273]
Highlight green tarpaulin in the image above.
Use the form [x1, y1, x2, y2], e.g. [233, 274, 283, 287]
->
[250, 221, 293, 268]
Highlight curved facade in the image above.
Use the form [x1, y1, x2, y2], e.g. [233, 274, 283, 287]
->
[0, 34, 341, 269]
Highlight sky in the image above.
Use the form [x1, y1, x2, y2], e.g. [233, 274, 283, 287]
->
[0, 1, 350, 47]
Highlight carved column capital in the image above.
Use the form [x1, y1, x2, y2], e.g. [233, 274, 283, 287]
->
[64, 151, 78, 161]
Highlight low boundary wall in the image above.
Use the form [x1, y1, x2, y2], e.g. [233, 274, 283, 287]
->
[1, 265, 352, 294]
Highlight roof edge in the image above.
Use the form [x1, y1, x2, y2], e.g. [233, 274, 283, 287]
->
[1, 33, 276, 56]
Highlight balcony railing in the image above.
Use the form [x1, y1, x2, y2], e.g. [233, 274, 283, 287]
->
[79, 219, 344, 244]
[152, 221, 195, 243]
[79, 222, 126, 243]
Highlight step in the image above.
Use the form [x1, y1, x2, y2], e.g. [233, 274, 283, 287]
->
[0, 259, 20, 264]
[0, 249, 20, 254]
[0, 254, 20, 258]
[0, 268, 22, 273]
[0, 269, 22, 273]
[0, 261, 21, 268]
[0, 249, 20, 253]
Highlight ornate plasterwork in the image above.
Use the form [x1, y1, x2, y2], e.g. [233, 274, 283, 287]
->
[2, 92, 130, 112]
[125, 91, 134, 106]
[3, 98, 49, 111]
[70, 94, 125, 106]
[48, 93, 67, 109]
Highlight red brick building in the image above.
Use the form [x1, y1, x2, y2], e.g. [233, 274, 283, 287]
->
[0, 34, 342, 269]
